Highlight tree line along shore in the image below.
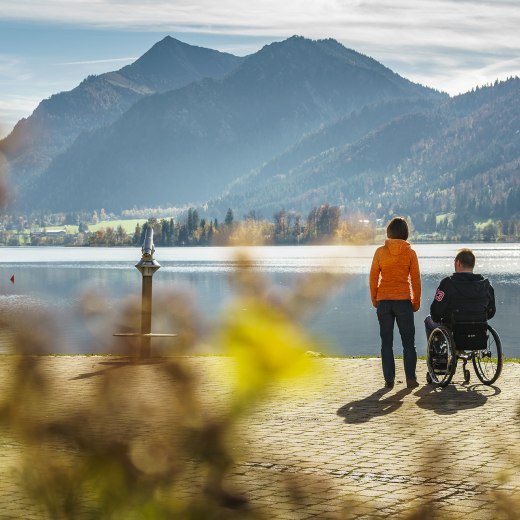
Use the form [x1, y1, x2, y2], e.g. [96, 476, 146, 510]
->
[1, 205, 519, 247]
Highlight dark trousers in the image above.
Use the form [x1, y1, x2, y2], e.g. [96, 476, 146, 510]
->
[376, 300, 417, 383]
[424, 315, 439, 341]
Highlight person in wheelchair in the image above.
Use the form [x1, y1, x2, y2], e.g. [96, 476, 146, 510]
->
[424, 248, 496, 345]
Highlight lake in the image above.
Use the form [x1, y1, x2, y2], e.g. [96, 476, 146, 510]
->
[0, 244, 518, 357]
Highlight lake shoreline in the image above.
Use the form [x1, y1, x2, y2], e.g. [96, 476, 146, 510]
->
[2, 239, 520, 249]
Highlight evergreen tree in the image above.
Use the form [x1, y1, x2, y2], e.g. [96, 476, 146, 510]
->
[133, 224, 141, 246]
[187, 209, 194, 235]
[192, 210, 200, 232]
[225, 209, 234, 226]
[169, 219, 176, 245]
[200, 225, 207, 245]
[79, 222, 89, 233]
[161, 219, 169, 246]
[274, 209, 289, 243]
[292, 214, 303, 243]
[178, 225, 189, 245]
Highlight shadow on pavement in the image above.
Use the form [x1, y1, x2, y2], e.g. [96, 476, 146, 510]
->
[413, 383, 501, 415]
[70, 358, 165, 380]
[337, 386, 414, 424]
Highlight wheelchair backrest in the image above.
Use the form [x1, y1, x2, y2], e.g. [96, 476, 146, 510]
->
[452, 321, 488, 350]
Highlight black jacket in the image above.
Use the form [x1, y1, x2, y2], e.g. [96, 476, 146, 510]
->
[430, 272, 496, 324]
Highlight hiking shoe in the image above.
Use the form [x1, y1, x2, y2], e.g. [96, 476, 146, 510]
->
[406, 379, 420, 389]
[385, 381, 394, 389]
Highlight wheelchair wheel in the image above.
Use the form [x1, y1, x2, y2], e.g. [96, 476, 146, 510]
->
[473, 325, 503, 385]
[426, 326, 456, 387]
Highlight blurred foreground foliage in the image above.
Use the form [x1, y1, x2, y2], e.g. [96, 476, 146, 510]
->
[0, 254, 349, 519]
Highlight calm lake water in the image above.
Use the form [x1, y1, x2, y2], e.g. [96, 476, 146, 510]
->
[0, 244, 518, 357]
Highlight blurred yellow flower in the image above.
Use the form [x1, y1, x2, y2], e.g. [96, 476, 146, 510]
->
[221, 299, 314, 398]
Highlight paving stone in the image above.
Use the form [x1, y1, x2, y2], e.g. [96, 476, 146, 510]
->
[0, 356, 519, 518]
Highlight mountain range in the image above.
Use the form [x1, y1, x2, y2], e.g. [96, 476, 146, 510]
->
[0, 36, 242, 190]
[1, 35, 518, 225]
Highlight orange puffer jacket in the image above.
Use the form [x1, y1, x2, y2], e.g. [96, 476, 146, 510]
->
[369, 239, 421, 311]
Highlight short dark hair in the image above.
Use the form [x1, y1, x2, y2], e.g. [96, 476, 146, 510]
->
[386, 217, 409, 240]
[455, 248, 475, 269]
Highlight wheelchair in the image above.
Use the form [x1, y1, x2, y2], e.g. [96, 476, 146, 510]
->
[426, 319, 503, 387]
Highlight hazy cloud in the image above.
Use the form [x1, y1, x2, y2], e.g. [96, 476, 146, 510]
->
[0, 1, 518, 91]
[0, 95, 40, 137]
[0, 3, 516, 27]
[0, 0, 519, 132]
[0, 54, 33, 81]
[1, 1, 518, 47]
[58, 57, 137, 66]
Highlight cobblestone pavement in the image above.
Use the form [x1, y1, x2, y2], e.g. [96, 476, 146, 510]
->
[0, 356, 519, 518]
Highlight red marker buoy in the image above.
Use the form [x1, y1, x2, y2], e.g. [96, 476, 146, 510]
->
[10, 275, 14, 284]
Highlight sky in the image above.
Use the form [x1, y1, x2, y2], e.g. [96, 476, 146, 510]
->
[0, 0, 519, 139]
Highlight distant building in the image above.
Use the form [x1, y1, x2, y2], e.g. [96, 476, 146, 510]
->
[30, 229, 67, 238]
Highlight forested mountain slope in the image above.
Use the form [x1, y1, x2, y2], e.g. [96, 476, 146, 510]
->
[210, 78, 519, 224]
[24, 36, 443, 212]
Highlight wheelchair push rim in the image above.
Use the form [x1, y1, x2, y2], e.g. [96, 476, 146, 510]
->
[472, 325, 503, 385]
[426, 326, 456, 387]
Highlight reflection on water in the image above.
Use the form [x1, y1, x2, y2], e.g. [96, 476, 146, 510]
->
[0, 244, 519, 357]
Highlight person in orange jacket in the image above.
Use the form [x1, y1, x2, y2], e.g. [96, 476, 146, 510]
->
[369, 217, 421, 389]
